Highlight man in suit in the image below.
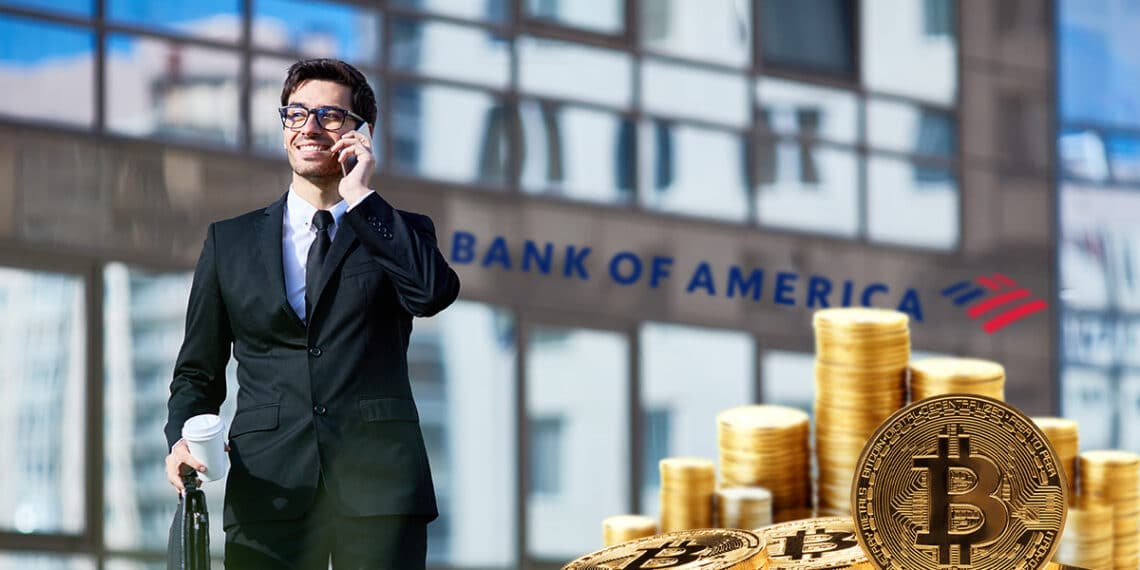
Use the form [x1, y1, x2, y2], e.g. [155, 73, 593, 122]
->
[163, 58, 460, 569]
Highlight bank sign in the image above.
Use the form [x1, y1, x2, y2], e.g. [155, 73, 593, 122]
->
[449, 231, 1048, 334]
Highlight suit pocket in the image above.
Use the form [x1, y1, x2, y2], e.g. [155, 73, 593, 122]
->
[342, 260, 384, 278]
[359, 398, 419, 422]
[229, 404, 280, 437]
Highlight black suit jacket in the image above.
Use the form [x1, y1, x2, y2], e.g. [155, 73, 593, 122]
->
[165, 191, 460, 528]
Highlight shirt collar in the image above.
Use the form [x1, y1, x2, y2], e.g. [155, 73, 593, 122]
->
[286, 186, 348, 232]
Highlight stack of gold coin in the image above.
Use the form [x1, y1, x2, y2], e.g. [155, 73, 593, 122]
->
[757, 516, 871, 569]
[813, 308, 909, 516]
[1078, 450, 1140, 569]
[659, 457, 716, 532]
[1033, 417, 1079, 499]
[601, 515, 658, 547]
[1052, 498, 1114, 570]
[717, 405, 811, 522]
[563, 528, 771, 569]
[909, 357, 1005, 401]
[716, 486, 774, 530]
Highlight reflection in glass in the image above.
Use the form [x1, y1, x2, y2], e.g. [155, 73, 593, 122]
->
[866, 155, 958, 249]
[253, 0, 381, 65]
[1059, 129, 1110, 182]
[760, 0, 855, 75]
[641, 121, 749, 222]
[642, 0, 749, 66]
[1059, 226, 1110, 310]
[520, 101, 634, 204]
[640, 323, 753, 516]
[757, 77, 858, 144]
[390, 0, 508, 22]
[0, 269, 85, 535]
[0, 0, 90, 15]
[867, 99, 956, 158]
[756, 140, 859, 237]
[526, 326, 628, 562]
[519, 37, 632, 108]
[107, 0, 242, 42]
[390, 17, 509, 88]
[862, 0, 957, 105]
[391, 82, 508, 185]
[642, 59, 748, 127]
[1106, 132, 1140, 184]
[102, 265, 237, 556]
[526, 0, 623, 34]
[1061, 312, 1116, 367]
[107, 560, 201, 570]
[0, 554, 94, 570]
[412, 301, 516, 567]
[106, 34, 241, 146]
[1120, 375, 1140, 452]
[1062, 366, 1112, 450]
[0, 15, 94, 127]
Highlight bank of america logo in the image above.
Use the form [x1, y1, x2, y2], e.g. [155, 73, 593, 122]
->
[941, 274, 1048, 334]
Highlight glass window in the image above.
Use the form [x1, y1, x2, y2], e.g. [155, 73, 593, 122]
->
[641, 121, 749, 222]
[106, 35, 241, 147]
[1061, 366, 1113, 450]
[107, 559, 208, 570]
[519, 101, 635, 204]
[1059, 129, 1110, 182]
[756, 77, 859, 144]
[1059, 0, 1140, 129]
[755, 140, 859, 237]
[525, 0, 623, 34]
[412, 301, 516, 567]
[1106, 132, 1140, 184]
[391, 82, 508, 186]
[861, 0, 957, 105]
[0, 268, 85, 535]
[0, 554, 94, 570]
[390, 17, 509, 88]
[0, 0, 91, 16]
[529, 417, 563, 495]
[390, 0, 509, 23]
[639, 323, 753, 516]
[526, 326, 628, 563]
[518, 37, 632, 108]
[0, 16, 95, 128]
[107, 0, 243, 43]
[641, 0, 750, 66]
[867, 99, 956, 158]
[866, 155, 958, 249]
[760, 0, 856, 76]
[1059, 224, 1110, 310]
[760, 350, 813, 411]
[1061, 312, 1116, 367]
[252, 0, 381, 66]
[642, 59, 749, 127]
[641, 408, 671, 490]
[1120, 374, 1140, 452]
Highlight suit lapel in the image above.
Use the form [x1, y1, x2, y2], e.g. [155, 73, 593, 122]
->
[310, 218, 358, 317]
[257, 193, 306, 330]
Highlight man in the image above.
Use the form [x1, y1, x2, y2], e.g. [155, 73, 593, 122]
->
[164, 58, 460, 569]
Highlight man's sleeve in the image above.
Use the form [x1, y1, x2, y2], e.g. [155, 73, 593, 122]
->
[165, 223, 234, 449]
[343, 192, 461, 317]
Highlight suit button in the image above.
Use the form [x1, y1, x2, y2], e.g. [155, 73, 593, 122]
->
[308, 346, 322, 357]
[313, 405, 327, 415]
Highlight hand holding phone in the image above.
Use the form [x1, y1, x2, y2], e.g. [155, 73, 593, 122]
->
[340, 150, 358, 177]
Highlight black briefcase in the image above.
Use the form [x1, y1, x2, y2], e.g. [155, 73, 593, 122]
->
[168, 468, 212, 570]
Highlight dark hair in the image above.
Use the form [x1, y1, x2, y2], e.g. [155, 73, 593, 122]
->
[280, 58, 376, 127]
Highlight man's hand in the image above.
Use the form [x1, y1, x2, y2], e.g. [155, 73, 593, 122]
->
[165, 439, 228, 494]
[331, 129, 375, 205]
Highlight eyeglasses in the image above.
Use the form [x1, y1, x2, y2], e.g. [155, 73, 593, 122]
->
[278, 105, 366, 131]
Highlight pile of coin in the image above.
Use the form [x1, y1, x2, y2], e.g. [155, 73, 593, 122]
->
[716, 486, 773, 530]
[756, 516, 872, 569]
[562, 528, 771, 569]
[909, 357, 1006, 401]
[1033, 417, 1079, 498]
[601, 515, 658, 547]
[717, 405, 811, 522]
[813, 308, 909, 516]
[659, 457, 716, 532]
[1052, 497, 1114, 569]
[1078, 450, 1140, 569]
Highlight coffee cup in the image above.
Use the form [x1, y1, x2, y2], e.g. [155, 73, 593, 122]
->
[181, 414, 229, 482]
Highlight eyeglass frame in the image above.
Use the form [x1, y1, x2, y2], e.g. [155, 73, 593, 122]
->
[278, 104, 367, 131]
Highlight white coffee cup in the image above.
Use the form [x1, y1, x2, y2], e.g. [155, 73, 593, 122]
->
[181, 414, 229, 482]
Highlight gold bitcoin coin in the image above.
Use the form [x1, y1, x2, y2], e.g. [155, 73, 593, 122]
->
[562, 528, 769, 570]
[851, 394, 1067, 570]
[756, 517, 868, 569]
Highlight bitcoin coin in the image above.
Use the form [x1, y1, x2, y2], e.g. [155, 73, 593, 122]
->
[756, 517, 868, 569]
[562, 528, 769, 570]
[851, 394, 1067, 569]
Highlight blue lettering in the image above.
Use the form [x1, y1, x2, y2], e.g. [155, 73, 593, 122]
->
[649, 257, 674, 288]
[686, 263, 717, 296]
[563, 246, 591, 279]
[841, 280, 854, 306]
[898, 288, 924, 322]
[609, 252, 643, 285]
[727, 267, 763, 301]
[522, 240, 553, 275]
[451, 231, 476, 264]
[861, 283, 889, 306]
[807, 276, 832, 308]
[482, 236, 511, 269]
[775, 272, 798, 306]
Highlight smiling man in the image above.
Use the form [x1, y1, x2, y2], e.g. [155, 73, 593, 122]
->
[163, 58, 460, 569]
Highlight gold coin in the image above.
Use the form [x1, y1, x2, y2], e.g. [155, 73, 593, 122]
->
[851, 394, 1067, 570]
[562, 528, 769, 570]
[812, 307, 910, 330]
[756, 517, 868, 569]
[602, 515, 658, 547]
[908, 357, 1005, 383]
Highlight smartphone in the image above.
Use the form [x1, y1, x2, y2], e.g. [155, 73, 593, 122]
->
[340, 151, 358, 177]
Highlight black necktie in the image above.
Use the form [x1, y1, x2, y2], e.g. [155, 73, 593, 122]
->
[306, 210, 334, 319]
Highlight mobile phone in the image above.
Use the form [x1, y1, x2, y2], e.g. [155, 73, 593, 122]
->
[340, 151, 358, 177]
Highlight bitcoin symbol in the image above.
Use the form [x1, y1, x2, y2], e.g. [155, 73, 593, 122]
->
[781, 528, 858, 560]
[912, 427, 1009, 565]
[623, 540, 707, 569]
